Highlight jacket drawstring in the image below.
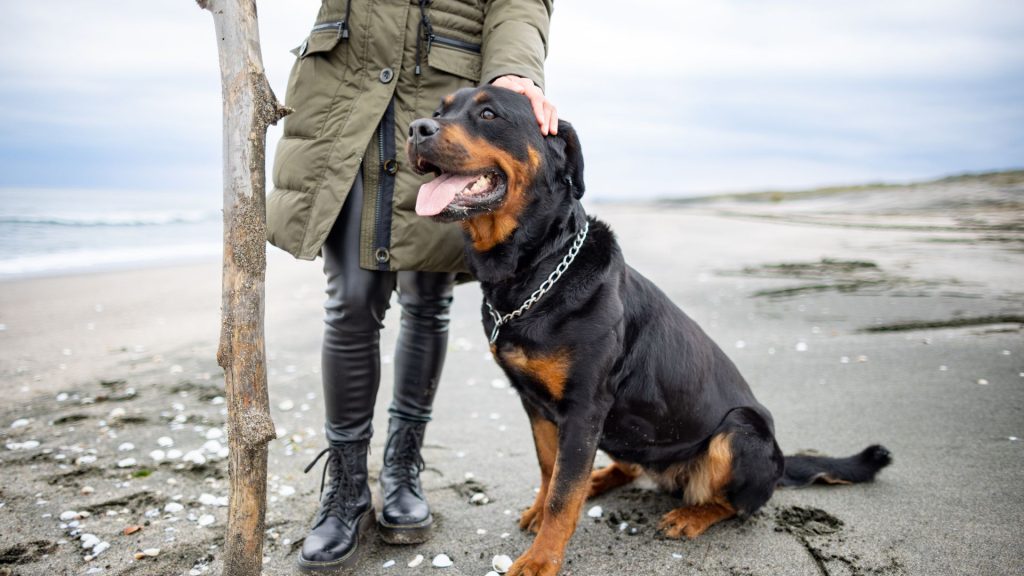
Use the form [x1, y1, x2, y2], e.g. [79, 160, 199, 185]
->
[341, 0, 352, 39]
[415, 0, 434, 75]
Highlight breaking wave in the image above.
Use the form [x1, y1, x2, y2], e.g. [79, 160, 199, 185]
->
[0, 210, 219, 227]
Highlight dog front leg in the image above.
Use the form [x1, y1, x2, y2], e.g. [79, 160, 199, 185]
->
[520, 408, 558, 533]
[509, 416, 601, 576]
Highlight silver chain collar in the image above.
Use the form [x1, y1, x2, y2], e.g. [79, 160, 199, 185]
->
[485, 221, 590, 344]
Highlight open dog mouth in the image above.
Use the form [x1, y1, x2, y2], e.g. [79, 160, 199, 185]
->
[414, 158, 507, 220]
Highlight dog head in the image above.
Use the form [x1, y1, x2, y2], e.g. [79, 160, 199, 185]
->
[407, 86, 584, 251]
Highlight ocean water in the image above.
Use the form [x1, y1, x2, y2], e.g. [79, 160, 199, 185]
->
[0, 189, 224, 279]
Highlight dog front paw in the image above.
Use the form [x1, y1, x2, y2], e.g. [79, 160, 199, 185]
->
[507, 549, 562, 576]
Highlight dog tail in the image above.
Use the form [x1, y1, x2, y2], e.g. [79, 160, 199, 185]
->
[778, 444, 892, 488]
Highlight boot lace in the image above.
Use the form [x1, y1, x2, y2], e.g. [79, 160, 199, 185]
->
[384, 424, 425, 485]
[304, 444, 362, 521]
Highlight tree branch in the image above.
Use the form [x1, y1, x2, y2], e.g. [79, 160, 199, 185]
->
[195, 0, 287, 573]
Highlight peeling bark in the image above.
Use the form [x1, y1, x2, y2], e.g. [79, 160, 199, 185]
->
[195, 1, 290, 574]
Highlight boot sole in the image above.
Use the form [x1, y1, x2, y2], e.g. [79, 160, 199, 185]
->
[377, 513, 433, 545]
[296, 509, 375, 573]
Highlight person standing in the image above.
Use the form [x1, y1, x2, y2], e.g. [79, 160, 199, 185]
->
[267, 0, 556, 571]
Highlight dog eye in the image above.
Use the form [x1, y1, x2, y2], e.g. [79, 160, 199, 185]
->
[479, 108, 496, 120]
[432, 110, 441, 118]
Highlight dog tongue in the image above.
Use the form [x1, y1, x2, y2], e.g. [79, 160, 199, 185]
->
[416, 173, 477, 216]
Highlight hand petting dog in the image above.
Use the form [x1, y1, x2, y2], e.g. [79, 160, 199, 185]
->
[492, 75, 558, 136]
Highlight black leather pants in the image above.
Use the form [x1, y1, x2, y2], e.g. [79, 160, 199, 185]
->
[321, 172, 456, 444]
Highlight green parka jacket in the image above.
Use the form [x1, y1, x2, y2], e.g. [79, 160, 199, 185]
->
[267, 0, 552, 272]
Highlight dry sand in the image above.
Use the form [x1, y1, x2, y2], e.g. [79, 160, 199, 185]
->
[1, 173, 1022, 575]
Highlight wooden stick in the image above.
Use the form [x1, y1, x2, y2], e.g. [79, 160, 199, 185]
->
[195, 1, 290, 573]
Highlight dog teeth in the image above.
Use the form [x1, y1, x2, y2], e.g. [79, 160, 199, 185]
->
[468, 175, 490, 194]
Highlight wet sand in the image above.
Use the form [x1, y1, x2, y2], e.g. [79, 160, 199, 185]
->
[1, 173, 1022, 575]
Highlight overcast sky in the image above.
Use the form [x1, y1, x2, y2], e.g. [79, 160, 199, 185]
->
[1, 0, 1021, 200]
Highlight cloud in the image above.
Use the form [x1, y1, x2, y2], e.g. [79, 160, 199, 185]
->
[0, 0, 1021, 198]
[544, 1, 1024, 196]
[0, 0, 319, 192]
[547, 1, 1024, 81]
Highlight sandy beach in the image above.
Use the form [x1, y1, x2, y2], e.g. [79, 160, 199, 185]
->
[1, 173, 1022, 576]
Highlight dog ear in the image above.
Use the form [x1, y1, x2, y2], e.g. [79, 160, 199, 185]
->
[547, 120, 585, 199]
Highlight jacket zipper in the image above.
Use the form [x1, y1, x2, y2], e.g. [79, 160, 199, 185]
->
[429, 34, 481, 54]
[374, 119, 386, 268]
[311, 20, 347, 38]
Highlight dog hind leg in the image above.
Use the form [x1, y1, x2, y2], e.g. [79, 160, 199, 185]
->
[659, 501, 736, 539]
[588, 459, 641, 499]
[721, 408, 784, 517]
[660, 409, 784, 539]
[658, 433, 737, 538]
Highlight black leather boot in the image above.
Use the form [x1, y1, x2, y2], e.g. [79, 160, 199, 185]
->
[297, 442, 374, 572]
[377, 418, 432, 543]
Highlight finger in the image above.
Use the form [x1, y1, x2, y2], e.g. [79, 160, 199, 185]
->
[540, 101, 557, 136]
[528, 90, 547, 133]
[547, 105, 559, 135]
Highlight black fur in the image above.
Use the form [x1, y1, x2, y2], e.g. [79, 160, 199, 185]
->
[780, 444, 893, 487]
[408, 86, 892, 551]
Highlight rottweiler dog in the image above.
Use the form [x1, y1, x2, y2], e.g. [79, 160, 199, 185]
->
[407, 86, 892, 576]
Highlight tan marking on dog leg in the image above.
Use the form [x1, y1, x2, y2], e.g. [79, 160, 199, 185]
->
[657, 432, 737, 540]
[684, 433, 734, 505]
[588, 460, 641, 499]
[658, 502, 736, 539]
[510, 461, 590, 576]
[520, 417, 558, 534]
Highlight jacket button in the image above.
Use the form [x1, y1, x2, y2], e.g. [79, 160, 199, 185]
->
[374, 247, 391, 263]
[384, 159, 399, 176]
[379, 67, 394, 83]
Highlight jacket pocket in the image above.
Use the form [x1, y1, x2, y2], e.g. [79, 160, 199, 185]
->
[282, 23, 349, 139]
[293, 21, 347, 57]
[426, 36, 482, 83]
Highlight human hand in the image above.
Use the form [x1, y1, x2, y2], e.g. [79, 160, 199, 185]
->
[491, 75, 558, 135]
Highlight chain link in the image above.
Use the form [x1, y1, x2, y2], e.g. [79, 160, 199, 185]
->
[486, 221, 590, 344]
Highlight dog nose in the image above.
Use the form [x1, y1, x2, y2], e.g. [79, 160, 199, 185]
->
[409, 118, 440, 144]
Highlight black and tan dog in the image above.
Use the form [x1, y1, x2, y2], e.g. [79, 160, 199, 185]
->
[408, 86, 892, 576]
